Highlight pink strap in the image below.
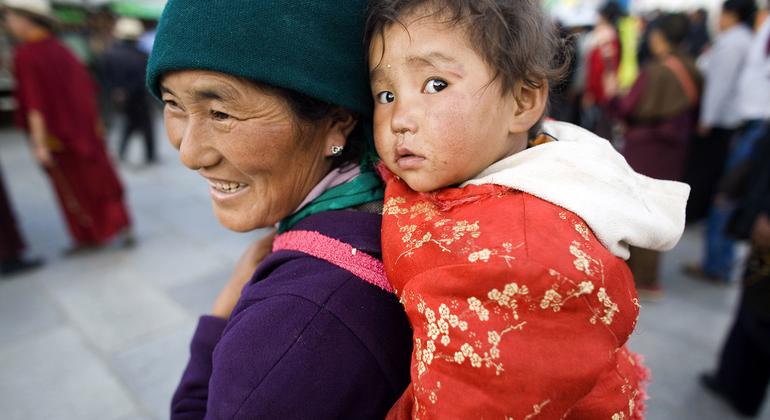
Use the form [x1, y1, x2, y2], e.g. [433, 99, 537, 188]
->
[273, 230, 394, 293]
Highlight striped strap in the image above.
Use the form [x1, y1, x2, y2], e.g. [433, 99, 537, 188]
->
[272, 230, 394, 293]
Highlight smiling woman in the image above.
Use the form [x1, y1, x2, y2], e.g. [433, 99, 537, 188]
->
[146, 1, 412, 418]
[160, 71, 346, 231]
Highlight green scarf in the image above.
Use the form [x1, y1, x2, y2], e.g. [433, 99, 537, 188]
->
[278, 170, 384, 233]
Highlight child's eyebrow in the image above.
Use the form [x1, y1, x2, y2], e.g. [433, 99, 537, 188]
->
[406, 52, 465, 75]
[370, 66, 388, 84]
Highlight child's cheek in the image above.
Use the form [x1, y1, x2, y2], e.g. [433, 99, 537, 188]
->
[427, 93, 470, 165]
[372, 108, 391, 157]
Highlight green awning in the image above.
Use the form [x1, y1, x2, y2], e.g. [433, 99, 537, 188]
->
[53, 7, 87, 25]
[111, 1, 166, 19]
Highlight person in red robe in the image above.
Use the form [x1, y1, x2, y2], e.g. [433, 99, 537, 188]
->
[4, 1, 132, 252]
[0, 160, 43, 276]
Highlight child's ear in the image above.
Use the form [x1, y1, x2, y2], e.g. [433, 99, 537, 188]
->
[508, 80, 548, 134]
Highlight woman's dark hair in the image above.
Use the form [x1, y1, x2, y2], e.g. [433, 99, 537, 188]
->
[722, 0, 758, 27]
[276, 87, 365, 169]
[654, 13, 690, 48]
[599, 1, 624, 26]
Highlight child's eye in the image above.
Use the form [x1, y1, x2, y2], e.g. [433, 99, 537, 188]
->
[376, 91, 395, 104]
[423, 79, 448, 94]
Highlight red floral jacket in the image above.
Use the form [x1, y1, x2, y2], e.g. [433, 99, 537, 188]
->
[381, 171, 648, 420]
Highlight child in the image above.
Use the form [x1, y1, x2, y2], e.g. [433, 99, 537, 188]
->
[365, 1, 690, 419]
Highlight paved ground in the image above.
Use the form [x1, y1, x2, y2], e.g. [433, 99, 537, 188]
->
[0, 118, 767, 419]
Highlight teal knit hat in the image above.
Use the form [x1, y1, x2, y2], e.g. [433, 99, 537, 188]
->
[147, 0, 384, 232]
[146, 0, 373, 119]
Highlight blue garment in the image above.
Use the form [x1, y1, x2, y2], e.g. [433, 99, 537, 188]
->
[703, 121, 768, 278]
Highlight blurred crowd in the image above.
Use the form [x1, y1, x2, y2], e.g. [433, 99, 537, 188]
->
[550, 0, 769, 293]
[550, 1, 770, 416]
[0, 1, 158, 276]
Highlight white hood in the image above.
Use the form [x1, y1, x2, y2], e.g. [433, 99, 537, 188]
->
[462, 121, 690, 260]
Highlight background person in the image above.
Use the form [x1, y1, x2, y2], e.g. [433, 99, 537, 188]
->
[0, 160, 42, 276]
[613, 13, 702, 299]
[685, 0, 756, 223]
[701, 125, 770, 418]
[686, 3, 770, 284]
[101, 17, 156, 164]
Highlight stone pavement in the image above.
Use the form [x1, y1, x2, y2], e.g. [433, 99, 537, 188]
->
[0, 121, 767, 420]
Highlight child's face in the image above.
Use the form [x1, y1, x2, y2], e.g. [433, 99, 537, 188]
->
[369, 14, 523, 192]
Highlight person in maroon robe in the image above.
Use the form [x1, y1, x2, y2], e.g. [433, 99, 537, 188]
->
[4, 1, 133, 252]
[0, 160, 42, 276]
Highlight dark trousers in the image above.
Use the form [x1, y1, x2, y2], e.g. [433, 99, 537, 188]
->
[119, 91, 156, 163]
[628, 246, 660, 288]
[685, 127, 734, 223]
[714, 248, 770, 417]
[0, 162, 25, 262]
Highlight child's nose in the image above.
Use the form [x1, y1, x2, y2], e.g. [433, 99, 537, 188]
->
[390, 99, 418, 135]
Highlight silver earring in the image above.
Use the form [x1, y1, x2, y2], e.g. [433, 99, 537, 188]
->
[330, 145, 344, 157]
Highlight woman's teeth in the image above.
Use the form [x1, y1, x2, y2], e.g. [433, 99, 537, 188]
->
[209, 180, 246, 193]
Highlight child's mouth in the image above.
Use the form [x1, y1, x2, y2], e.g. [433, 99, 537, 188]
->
[396, 154, 425, 170]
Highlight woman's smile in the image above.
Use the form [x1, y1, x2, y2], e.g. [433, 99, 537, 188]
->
[205, 176, 249, 199]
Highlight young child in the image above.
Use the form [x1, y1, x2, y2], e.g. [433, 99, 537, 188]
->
[365, 1, 690, 419]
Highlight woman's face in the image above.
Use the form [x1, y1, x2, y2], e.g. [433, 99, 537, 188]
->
[160, 70, 339, 232]
[649, 29, 670, 57]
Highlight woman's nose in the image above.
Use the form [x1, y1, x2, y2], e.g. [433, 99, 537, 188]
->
[177, 121, 220, 170]
[390, 96, 419, 135]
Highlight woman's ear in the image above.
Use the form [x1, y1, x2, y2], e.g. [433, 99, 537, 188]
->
[324, 110, 358, 157]
[508, 80, 549, 135]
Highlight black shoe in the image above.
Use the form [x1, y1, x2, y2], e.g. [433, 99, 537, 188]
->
[0, 257, 44, 276]
[700, 373, 760, 417]
[700, 373, 725, 394]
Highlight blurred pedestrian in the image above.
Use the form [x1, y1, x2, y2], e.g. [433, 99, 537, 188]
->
[0, 161, 42, 276]
[685, 0, 756, 223]
[101, 17, 156, 164]
[701, 127, 770, 418]
[614, 13, 702, 299]
[685, 2, 769, 283]
[685, 9, 711, 58]
[582, 1, 622, 139]
[3, 0, 134, 253]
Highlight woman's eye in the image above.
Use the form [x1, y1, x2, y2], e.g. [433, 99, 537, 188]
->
[210, 110, 231, 121]
[423, 79, 448, 94]
[376, 91, 395, 104]
[163, 99, 180, 110]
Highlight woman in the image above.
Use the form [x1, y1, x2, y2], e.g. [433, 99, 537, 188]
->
[582, 1, 622, 139]
[613, 13, 702, 299]
[146, 1, 412, 418]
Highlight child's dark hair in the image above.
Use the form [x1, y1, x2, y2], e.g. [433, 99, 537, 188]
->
[364, 0, 569, 100]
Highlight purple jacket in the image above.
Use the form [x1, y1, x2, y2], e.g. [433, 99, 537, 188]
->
[171, 210, 412, 419]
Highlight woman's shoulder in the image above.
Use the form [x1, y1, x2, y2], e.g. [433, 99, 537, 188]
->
[233, 208, 410, 372]
[242, 209, 386, 304]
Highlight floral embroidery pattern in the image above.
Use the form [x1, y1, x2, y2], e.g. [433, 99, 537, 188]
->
[383, 189, 641, 418]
